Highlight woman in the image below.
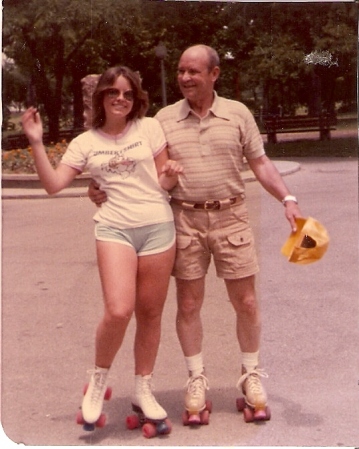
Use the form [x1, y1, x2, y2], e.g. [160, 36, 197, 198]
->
[22, 66, 182, 427]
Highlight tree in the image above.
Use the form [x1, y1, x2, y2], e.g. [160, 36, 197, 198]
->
[3, 0, 357, 141]
[2, 57, 28, 113]
[311, 2, 357, 113]
[232, 2, 357, 115]
[2, 0, 146, 140]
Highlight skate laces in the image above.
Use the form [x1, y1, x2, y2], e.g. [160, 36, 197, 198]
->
[87, 369, 108, 405]
[236, 368, 268, 394]
[137, 376, 162, 411]
[185, 374, 209, 399]
[139, 375, 154, 396]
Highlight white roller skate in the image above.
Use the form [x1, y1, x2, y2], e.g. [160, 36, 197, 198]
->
[236, 367, 271, 422]
[76, 367, 112, 431]
[182, 373, 212, 426]
[126, 374, 171, 438]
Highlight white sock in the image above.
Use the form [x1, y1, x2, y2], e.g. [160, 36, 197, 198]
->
[185, 353, 204, 377]
[241, 351, 259, 373]
[94, 366, 109, 373]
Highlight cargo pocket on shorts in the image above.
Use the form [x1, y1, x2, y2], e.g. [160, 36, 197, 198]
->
[227, 228, 255, 263]
[227, 230, 252, 248]
[176, 235, 192, 250]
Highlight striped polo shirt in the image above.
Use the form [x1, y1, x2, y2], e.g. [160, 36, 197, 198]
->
[155, 92, 265, 201]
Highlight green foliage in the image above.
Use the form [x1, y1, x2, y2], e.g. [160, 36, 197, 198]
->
[2, 1, 357, 136]
[3, 0, 147, 137]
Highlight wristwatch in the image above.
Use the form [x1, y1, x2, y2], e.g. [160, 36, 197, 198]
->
[282, 195, 298, 206]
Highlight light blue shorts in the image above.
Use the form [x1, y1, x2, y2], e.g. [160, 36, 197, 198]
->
[95, 221, 176, 256]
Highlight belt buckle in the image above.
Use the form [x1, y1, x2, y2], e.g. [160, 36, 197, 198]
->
[204, 200, 220, 210]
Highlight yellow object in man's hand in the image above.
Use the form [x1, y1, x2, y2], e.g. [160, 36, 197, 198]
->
[281, 217, 329, 264]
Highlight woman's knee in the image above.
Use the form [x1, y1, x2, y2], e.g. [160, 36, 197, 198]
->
[135, 300, 164, 323]
[104, 299, 134, 324]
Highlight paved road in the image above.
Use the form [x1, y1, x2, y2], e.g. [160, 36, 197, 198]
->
[1, 157, 358, 447]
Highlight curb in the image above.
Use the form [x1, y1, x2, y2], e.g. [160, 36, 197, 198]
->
[1, 161, 301, 200]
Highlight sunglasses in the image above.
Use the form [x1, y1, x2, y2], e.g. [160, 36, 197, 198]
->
[104, 88, 134, 102]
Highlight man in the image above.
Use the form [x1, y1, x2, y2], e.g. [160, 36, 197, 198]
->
[89, 45, 302, 421]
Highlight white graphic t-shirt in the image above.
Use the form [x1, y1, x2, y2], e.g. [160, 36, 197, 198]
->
[61, 117, 173, 229]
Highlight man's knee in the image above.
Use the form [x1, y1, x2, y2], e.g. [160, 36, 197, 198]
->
[177, 295, 200, 318]
[239, 293, 258, 316]
[226, 276, 258, 314]
[176, 277, 205, 318]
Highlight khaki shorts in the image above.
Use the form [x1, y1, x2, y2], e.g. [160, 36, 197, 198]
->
[172, 200, 259, 280]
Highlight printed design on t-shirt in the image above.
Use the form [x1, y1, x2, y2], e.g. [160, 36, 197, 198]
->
[101, 150, 136, 178]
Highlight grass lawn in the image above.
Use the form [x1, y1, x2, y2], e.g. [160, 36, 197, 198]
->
[266, 136, 357, 158]
[264, 114, 357, 158]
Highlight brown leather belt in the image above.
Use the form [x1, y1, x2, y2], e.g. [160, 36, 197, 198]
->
[170, 195, 244, 211]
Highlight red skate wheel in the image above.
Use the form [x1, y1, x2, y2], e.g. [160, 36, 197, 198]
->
[254, 409, 267, 420]
[243, 406, 255, 423]
[126, 414, 140, 430]
[96, 413, 106, 428]
[188, 413, 201, 425]
[163, 418, 172, 434]
[205, 400, 213, 413]
[76, 410, 85, 425]
[142, 422, 157, 438]
[182, 411, 190, 426]
[200, 409, 210, 425]
[236, 397, 245, 412]
[104, 387, 112, 401]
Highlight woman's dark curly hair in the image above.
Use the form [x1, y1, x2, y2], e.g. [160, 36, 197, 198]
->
[92, 66, 149, 128]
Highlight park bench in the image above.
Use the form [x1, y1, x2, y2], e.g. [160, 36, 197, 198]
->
[263, 114, 337, 144]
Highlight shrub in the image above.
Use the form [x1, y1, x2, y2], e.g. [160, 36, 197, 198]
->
[2, 140, 68, 174]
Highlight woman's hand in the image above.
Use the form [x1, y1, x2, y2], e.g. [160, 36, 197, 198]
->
[159, 159, 183, 191]
[161, 159, 184, 177]
[21, 107, 43, 144]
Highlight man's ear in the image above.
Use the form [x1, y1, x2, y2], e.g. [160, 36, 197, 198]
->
[212, 66, 220, 83]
